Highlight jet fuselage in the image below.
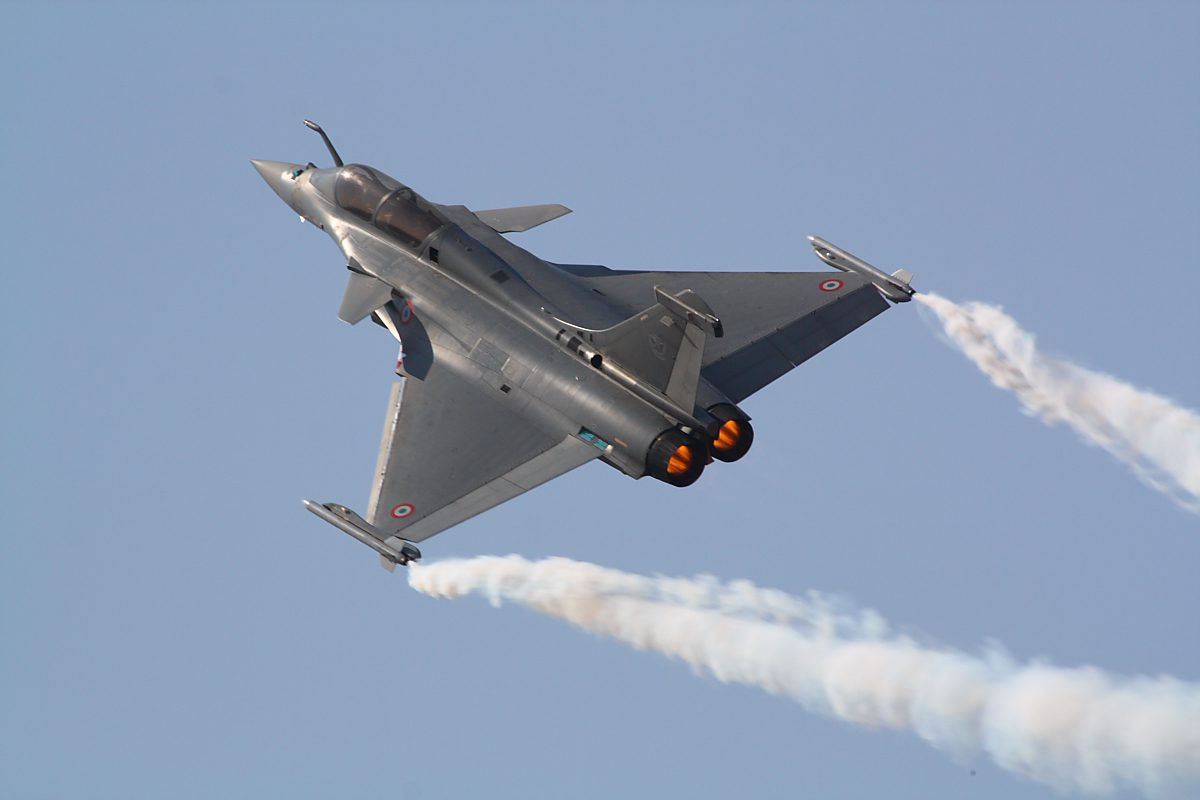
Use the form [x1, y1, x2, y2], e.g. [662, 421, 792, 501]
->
[253, 159, 734, 481]
[253, 124, 910, 561]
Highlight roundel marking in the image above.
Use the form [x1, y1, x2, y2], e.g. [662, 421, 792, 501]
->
[399, 299, 414, 325]
[819, 278, 845, 292]
[390, 503, 416, 519]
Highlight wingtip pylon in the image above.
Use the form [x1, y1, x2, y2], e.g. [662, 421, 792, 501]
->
[303, 499, 421, 568]
[808, 235, 914, 302]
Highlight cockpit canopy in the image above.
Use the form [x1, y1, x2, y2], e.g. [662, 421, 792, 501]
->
[334, 165, 396, 219]
[333, 165, 443, 250]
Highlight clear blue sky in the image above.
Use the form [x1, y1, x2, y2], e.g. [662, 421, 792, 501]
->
[3, 2, 1197, 797]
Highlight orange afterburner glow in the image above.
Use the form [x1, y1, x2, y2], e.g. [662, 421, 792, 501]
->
[713, 419, 743, 452]
[666, 444, 694, 475]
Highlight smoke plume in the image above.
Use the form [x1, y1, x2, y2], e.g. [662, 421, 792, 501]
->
[410, 555, 1200, 796]
[915, 293, 1200, 514]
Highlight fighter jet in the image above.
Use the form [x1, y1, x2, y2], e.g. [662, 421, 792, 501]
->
[253, 121, 914, 569]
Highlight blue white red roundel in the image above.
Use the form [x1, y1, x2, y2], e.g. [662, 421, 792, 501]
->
[819, 278, 845, 292]
[398, 300, 414, 325]
[391, 503, 416, 519]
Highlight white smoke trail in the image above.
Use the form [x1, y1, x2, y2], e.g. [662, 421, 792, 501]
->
[410, 555, 1200, 797]
[915, 292, 1200, 514]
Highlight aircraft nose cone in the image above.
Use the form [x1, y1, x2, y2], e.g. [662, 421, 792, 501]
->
[250, 159, 303, 207]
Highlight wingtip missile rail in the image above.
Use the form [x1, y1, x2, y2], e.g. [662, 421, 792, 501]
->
[808, 235, 915, 303]
[303, 499, 421, 569]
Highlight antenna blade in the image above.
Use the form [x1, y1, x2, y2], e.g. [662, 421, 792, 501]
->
[303, 119, 344, 167]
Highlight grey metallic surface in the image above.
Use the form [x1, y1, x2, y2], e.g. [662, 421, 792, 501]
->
[301, 500, 420, 567]
[337, 271, 393, 324]
[556, 267, 891, 403]
[392, 435, 601, 543]
[474, 203, 572, 233]
[808, 235, 915, 302]
[255, 123, 911, 562]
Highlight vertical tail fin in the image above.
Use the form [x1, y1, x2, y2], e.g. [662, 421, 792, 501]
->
[561, 287, 721, 410]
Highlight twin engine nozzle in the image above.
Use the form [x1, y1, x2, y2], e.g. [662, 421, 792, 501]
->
[647, 404, 754, 487]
